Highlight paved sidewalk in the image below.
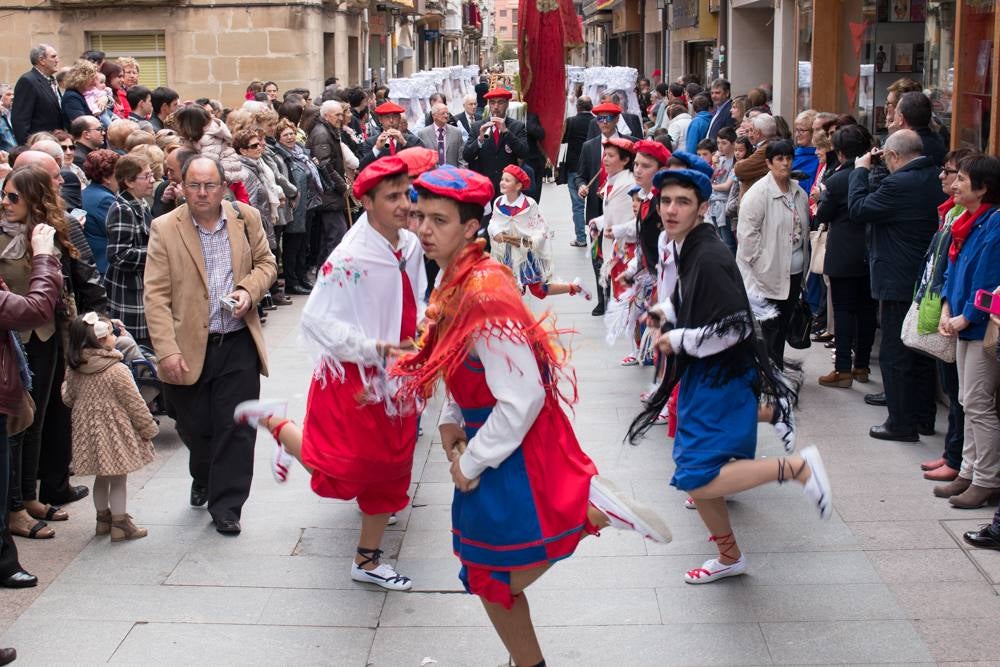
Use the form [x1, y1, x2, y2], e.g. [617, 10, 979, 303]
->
[2, 182, 999, 665]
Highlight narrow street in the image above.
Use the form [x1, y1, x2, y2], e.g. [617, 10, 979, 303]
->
[2, 182, 997, 665]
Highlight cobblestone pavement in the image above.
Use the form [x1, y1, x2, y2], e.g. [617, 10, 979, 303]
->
[2, 183, 998, 665]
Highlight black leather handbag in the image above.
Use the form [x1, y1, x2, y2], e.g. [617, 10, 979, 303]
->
[786, 287, 814, 350]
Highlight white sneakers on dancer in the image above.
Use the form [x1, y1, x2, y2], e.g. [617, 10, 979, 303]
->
[800, 446, 833, 519]
[684, 555, 748, 584]
[589, 476, 672, 543]
[351, 548, 413, 591]
[234, 399, 294, 483]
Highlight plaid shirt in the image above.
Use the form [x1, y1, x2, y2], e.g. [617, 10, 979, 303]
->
[194, 213, 245, 335]
[103, 191, 151, 340]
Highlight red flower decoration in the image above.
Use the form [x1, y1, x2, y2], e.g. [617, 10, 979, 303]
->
[321, 262, 333, 276]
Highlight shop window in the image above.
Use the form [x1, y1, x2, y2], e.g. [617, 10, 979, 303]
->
[796, 0, 813, 112]
[953, 0, 994, 150]
[88, 32, 168, 88]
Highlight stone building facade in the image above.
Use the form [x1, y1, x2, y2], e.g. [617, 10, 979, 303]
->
[0, 0, 418, 102]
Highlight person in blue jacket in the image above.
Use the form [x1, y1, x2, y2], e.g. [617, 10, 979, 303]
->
[937, 153, 1000, 511]
[684, 94, 713, 153]
[80, 149, 119, 275]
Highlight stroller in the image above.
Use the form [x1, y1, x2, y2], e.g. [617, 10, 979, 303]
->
[115, 333, 167, 417]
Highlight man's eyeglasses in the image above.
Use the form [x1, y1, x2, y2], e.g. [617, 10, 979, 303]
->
[1, 191, 21, 204]
[595, 115, 617, 123]
[86, 126, 105, 133]
[60, 144, 73, 152]
[184, 183, 222, 193]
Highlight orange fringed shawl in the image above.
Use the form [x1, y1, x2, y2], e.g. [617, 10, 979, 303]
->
[391, 240, 578, 408]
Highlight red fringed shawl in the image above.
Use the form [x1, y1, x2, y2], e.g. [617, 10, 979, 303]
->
[391, 240, 577, 408]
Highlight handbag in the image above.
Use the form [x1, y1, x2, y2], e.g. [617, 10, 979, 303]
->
[555, 161, 568, 186]
[808, 224, 827, 275]
[901, 300, 956, 363]
[916, 232, 949, 335]
[7, 390, 35, 437]
[786, 286, 813, 350]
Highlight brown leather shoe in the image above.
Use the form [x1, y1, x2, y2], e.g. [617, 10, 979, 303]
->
[923, 465, 959, 482]
[96, 508, 111, 536]
[818, 370, 853, 388]
[949, 484, 1000, 509]
[110, 514, 148, 542]
[852, 367, 871, 383]
[933, 476, 971, 498]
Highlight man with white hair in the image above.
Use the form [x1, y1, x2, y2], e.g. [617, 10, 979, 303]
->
[847, 129, 945, 444]
[11, 44, 64, 143]
[417, 103, 464, 167]
[456, 94, 480, 140]
[734, 113, 778, 196]
[307, 100, 351, 258]
[0, 83, 15, 151]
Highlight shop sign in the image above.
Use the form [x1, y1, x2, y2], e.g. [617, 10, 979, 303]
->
[370, 11, 388, 34]
[672, 0, 698, 28]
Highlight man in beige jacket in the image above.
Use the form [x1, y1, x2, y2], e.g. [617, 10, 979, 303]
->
[144, 156, 277, 535]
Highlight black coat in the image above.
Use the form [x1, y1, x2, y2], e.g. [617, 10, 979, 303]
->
[456, 110, 480, 137]
[307, 119, 350, 211]
[915, 125, 947, 167]
[524, 112, 546, 201]
[586, 113, 643, 141]
[561, 112, 592, 176]
[358, 131, 422, 170]
[462, 116, 530, 195]
[61, 89, 92, 127]
[847, 156, 947, 301]
[10, 68, 64, 144]
[817, 163, 868, 277]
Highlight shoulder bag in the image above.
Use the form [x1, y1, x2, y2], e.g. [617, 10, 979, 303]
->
[808, 223, 827, 275]
[901, 299, 956, 363]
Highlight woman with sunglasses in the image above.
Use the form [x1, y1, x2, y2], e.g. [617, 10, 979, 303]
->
[1, 165, 105, 538]
[51, 130, 89, 188]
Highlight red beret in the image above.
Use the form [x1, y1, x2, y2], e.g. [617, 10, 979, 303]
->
[352, 155, 408, 199]
[414, 165, 494, 207]
[592, 102, 623, 115]
[502, 164, 531, 191]
[374, 101, 406, 115]
[396, 147, 438, 177]
[602, 137, 635, 154]
[633, 139, 671, 165]
[483, 87, 513, 100]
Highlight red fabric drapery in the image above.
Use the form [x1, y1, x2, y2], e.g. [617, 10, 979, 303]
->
[518, 0, 582, 165]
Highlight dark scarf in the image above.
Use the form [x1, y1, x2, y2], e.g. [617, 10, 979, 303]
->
[637, 196, 660, 273]
[628, 223, 796, 442]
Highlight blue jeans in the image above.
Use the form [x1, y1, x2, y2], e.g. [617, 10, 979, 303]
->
[567, 172, 586, 243]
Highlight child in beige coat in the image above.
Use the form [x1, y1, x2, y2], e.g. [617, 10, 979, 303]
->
[62, 312, 157, 541]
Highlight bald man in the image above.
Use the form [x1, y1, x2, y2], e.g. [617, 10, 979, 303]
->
[30, 139, 84, 210]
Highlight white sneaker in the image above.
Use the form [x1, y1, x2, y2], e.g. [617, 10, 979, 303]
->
[683, 555, 747, 584]
[387, 513, 398, 526]
[271, 443, 294, 483]
[570, 277, 592, 300]
[351, 561, 413, 591]
[684, 497, 696, 509]
[800, 446, 833, 520]
[234, 399, 288, 428]
[589, 476, 672, 543]
[620, 355, 639, 367]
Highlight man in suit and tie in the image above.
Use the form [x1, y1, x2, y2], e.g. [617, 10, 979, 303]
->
[455, 94, 480, 141]
[359, 101, 422, 170]
[707, 78, 735, 141]
[144, 155, 277, 535]
[418, 103, 464, 167]
[462, 87, 529, 198]
[574, 101, 637, 316]
[586, 92, 643, 141]
[11, 44, 64, 144]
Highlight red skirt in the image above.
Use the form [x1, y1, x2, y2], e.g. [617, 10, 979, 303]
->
[301, 363, 417, 497]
